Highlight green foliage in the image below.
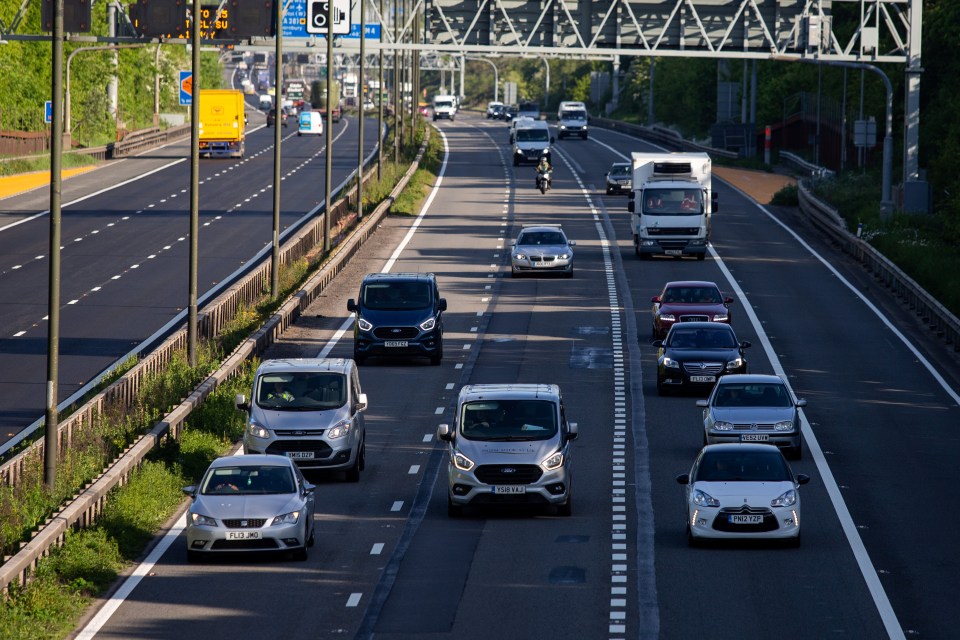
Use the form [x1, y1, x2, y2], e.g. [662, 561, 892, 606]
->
[0, 0, 220, 146]
[770, 184, 799, 206]
[46, 528, 125, 594]
[0, 564, 88, 640]
[391, 126, 443, 216]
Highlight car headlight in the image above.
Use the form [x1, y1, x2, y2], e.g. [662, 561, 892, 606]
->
[247, 421, 269, 439]
[774, 420, 795, 432]
[452, 451, 475, 471]
[541, 451, 564, 471]
[712, 313, 728, 322]
[271, 510, 301, 526]
[693, 489, 719, 507]
[658, 313, 675, 322]
[419, 316, 437, 331]
[514, 148, 524, 156]
[357, 317, 373, 332]
[726, 357, 744, 370]
[557, 253, 570, 260]
[190, 512, 217, 527]
[559, 124, 567, 130]
[711, 421, 734, 431]
[513, 252, 527, 260]
[662, 356, 680, 369]
[326, 419, 352, 439]
[771, 489, 797, 507]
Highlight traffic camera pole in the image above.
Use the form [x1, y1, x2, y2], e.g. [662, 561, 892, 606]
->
[45, 0, 65, 491]
[271, 2, 284, 298]
[188, 0, 200, 367]
[357, 0, 365, 220]
[323, 0, 333, 254]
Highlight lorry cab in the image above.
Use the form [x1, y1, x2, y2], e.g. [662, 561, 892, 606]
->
[556, 102, 589, 140]
[627, 153, 717, 261]
[432, 94, 457, 121]
[297, 110, 324, 136]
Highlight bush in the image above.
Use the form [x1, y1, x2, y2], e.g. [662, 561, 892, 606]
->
[770, 184, 799, 206]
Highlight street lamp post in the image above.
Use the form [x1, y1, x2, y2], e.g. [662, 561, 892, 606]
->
[465, 56, 498, 102]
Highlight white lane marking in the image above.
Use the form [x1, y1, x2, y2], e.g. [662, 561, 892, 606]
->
[346, 593, 362, 608]
[709, 240, 907, 639]
[408, 465, 420, 474]
[445, 383, 454, 390]
[391, 501, 403, 512]
[422, 434, 433, 443]
[75, 513, 189, 639]
[434, 407, 444, 415]
[455, 363, 463, 369]
[371, 543, 385, 555]
[13, 331, 25, 337]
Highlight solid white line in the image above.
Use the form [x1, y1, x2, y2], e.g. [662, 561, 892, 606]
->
[75, 514, 188, 639]
[709, 220, 908, 639]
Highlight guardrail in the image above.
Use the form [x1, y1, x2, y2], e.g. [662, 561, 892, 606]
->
[0, 128, 430, 592]
[780, 150, 836, 180]
[112, 125, 191, 158]
[797, 183, 960, 350]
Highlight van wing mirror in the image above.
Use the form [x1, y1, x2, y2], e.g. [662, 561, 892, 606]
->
[438, 298, 448, 312]
[711, 191, 719, 213]
[347, 298, 357, 312]
[566, 422, 579, 441]
[355, 393, 368, 412]
[628, 201, 635, 214]
[235, 394, 249, 411]
[437, 423, 453, 441]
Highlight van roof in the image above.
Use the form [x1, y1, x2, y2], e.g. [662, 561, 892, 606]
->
[458, 383, 560, 402]
[256, 358, 353, 375]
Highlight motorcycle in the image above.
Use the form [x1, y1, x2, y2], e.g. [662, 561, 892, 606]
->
[536, 169, 552, 194]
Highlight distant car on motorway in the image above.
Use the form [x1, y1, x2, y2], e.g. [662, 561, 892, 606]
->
[182, 454, 316, 561]
[650, 280, 734, 339]
[266, 108, 288, 127]
[604, 161, 632, 195]
[676, 443, 809, 547]
[347, 272, 447, 365]
[486, 100, 504, 118]
[510, 224, 575, 278]
[652, 322, 750, 395]
[698, 374, 806, 459]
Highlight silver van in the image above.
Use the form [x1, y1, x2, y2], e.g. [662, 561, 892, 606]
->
[511, 119, 554, 166]
[437, 383, 577, 516]
[237, 358, 367, 481]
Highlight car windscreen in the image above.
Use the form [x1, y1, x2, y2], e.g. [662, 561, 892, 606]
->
[695, 451, 791, 482]
[641, 188, 703, 216]
[361, 281, 433, 310]
[561, 110, 587, 120]
[662, 286, 722, 304]
[609, 165, 630, 176]
[460, 399, 558, 441]
[256, 372, 347, 410]
[434, 100, 453, 109]
[515, 129, 549, 143]
[667, 328, 737, 349]
[518, 231, 565, 246]
[202, 465, 296, 495]
[714, 383, 792, 408]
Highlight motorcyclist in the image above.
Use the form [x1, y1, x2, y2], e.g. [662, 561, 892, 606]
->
[536, 156, 552, 189]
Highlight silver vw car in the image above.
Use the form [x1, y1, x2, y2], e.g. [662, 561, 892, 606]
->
[510, 224, 575, 278]
[698, 374, 806, 459]
[182, 454, 316, 561]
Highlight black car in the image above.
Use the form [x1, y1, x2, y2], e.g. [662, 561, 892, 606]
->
[347, 273, 446, 365]
[266, 108, 288, 127]
[502, 105, 519, 121]
[652, 322, 750, 395]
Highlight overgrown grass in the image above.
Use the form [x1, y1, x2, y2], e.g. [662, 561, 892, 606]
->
[390, 123, 444, 217]
[812, 170, 960, 318]
[770, 184, 799, 206]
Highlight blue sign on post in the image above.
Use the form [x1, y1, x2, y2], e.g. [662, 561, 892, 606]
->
[45, 100, 52, 124]
[179, 71, 193, 106]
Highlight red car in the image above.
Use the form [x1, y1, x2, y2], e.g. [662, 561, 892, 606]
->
[650, 280, 734, 339]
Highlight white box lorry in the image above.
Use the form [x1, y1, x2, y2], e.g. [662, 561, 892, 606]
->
[556, 101, 588, 139]
[626, 152, 717, 260]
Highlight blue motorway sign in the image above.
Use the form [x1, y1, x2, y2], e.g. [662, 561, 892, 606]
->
[45, 100, 52, 124]
[179, 70, 193, 106]
[282, 0, 379, 39]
